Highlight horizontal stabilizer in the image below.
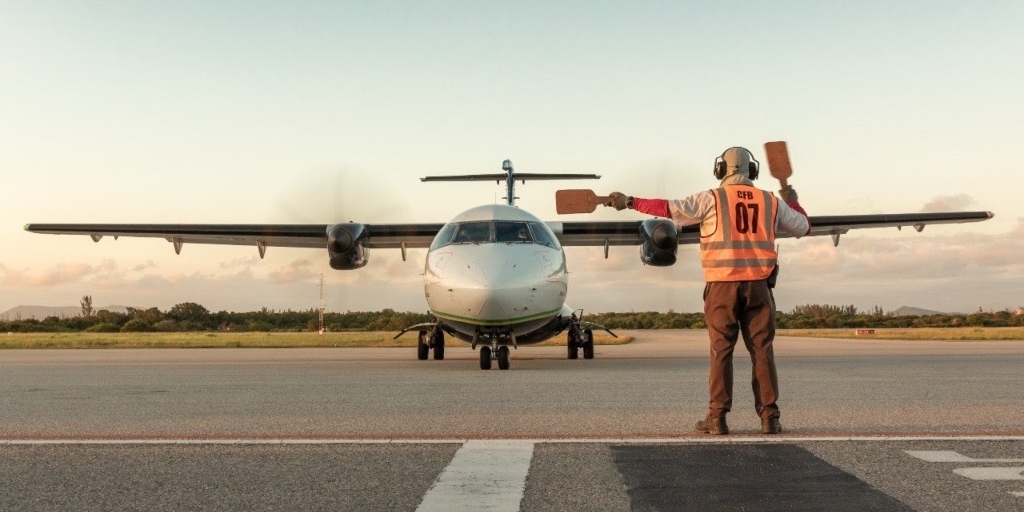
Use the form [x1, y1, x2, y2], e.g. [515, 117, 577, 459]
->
[421, 173, 600, 182]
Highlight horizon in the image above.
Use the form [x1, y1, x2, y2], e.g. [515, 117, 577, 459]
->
[3, 2, 1022, 314]
[2, 302, 1014, 323]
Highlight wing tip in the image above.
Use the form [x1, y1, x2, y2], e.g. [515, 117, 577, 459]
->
[987, 211, 995, 219]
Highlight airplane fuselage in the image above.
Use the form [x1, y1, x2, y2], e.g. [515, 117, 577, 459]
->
[423, 204, 573, 345]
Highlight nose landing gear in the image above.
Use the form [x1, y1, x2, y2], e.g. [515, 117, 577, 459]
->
[479, 338, 512, 370]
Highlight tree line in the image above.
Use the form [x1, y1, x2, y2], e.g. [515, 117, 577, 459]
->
[2, 299, 1022, 333]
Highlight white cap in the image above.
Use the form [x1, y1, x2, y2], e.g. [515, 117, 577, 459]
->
[721, 147, 752, 176]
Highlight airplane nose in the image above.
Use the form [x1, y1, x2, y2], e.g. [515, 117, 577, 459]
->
[424, 246, 567, 324]
[453, 274, 563, 321]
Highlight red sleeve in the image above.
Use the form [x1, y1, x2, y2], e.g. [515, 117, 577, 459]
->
[633, 197, 670, 218]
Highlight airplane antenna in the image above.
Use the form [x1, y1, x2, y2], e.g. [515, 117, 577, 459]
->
[318, 273, 326, 335]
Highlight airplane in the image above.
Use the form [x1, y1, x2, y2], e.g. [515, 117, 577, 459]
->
[25, 159, 993, 370]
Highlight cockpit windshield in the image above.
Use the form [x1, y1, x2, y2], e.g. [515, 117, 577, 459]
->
[430, 221, 561, 250]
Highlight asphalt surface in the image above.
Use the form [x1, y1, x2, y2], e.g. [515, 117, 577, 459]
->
[2, 331, 1023, 510]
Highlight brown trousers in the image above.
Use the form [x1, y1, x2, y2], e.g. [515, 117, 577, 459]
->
[703, 280, 780, 419]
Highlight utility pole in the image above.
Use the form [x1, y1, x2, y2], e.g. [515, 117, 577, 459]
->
[318, 274, 326, 335]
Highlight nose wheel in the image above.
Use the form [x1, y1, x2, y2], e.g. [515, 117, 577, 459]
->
[479, 343, 511, 370]
[479, 346, 492, 370]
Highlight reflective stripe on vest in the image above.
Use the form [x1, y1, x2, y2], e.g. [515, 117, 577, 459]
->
[699, 185, 779, 282]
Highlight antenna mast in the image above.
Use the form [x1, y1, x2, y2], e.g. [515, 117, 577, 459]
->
[318, 274, 325, 335]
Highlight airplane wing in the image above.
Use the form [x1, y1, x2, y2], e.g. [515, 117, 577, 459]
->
[23, 210, 993, 259]
[551, 211, 994, 247]
[23, 223, 444, 257]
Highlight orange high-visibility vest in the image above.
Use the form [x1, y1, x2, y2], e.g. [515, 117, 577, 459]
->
[699, 185, 779, 282]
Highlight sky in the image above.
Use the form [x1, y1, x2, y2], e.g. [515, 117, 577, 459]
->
[2, 1, 1022, 315]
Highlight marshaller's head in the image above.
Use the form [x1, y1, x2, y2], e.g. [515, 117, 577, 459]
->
[714, 147, 759, 180]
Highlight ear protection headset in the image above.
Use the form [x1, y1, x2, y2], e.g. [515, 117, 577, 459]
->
[714, 147, 759, 180]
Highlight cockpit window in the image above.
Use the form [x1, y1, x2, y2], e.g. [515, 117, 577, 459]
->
[431, 220, 561, 250]
[453, 222, 491, 244]
[530, 222, 560, 249]
[495, 221, 532, 243]
[429, 223, 458, 250]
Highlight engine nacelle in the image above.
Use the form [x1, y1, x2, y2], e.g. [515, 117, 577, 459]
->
[327, 223, 369, 270]
[640, 219, 677, 266]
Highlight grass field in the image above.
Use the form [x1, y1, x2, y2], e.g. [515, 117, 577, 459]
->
[779, 327, 1024, 341]
[3, 327, 1020, 349]
[0, 331, 633, 349]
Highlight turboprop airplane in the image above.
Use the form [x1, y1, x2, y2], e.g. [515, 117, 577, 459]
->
[25, 159, 993, 370]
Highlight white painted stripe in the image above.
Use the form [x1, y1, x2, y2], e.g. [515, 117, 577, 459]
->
[4, 435, 1024, 445]
[906, 450, 1024, 463]
[953, 467, 1024, 480]
[415, 440, 534, 512]
[1010, 491, 1024, 497]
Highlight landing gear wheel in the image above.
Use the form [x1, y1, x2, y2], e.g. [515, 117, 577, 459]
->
[497, 346, 511, 370]
[479, 346, 492, 370]
[582, 329, 594, 360]
[432, 330, 445, 360]
[567, 332, 579, 360]
[417, 331, 429, 360]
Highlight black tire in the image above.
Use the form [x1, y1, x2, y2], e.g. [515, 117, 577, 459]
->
[417, 331, 429, 360]
[497, 346, 511, 370]
[479, 346, 492, 370]
[582, 329, 595, 359]
[432, 330, 445, 360]
[567, 333, 579, 360]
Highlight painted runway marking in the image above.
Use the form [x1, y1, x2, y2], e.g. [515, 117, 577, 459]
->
[953, 467, 1024, 481]
[5, 435, 1024, 445]
[1010, 491, 1024, 497]
[415, 440, 533, 512]
[906, 450, 1024, 463]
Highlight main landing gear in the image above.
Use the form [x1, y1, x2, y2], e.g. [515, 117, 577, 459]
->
[416, 329, 445, 360]
[567, 327, 594, 360]
[566, 311, 614, 360]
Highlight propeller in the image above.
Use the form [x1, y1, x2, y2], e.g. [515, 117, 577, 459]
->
[274, 166, 415, 224]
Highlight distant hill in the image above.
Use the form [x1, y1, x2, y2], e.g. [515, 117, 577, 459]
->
[892, 306, 944, 316]
[1, 305, 130, 321]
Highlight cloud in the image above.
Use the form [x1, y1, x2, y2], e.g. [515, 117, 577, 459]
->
[1009, 217, 1024, 239]
[268, 259, 317, 284]
[131, 261, 157, 272]
[921, 194, 977, 213]
[219, 257, 262, 270]
[1, 261, 105, 287]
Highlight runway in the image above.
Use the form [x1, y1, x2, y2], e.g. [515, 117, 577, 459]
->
[2, 330, 1023, 510]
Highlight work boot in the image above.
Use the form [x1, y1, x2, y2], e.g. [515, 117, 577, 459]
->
[761, 417, 782, 434]
[694, 415, 728, 435]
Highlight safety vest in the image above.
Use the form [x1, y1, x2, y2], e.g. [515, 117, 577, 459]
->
[699, 185, 779, 282]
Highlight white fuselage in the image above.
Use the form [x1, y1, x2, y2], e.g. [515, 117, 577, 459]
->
[423, 204, 572, 343]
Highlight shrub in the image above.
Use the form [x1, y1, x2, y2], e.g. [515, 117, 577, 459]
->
[153, 320, 179, 332]
[121, 319, 155, 332]
[85, 323, 121, 333]
[246, 321, 273, 332]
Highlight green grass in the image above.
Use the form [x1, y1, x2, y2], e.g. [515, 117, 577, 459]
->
[0, 331, 633, 349]
[779, 327, 1024, 341]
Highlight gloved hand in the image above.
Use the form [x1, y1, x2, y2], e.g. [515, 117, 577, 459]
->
[778, 185, 798, 202]
[604, 192, 630, 211]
